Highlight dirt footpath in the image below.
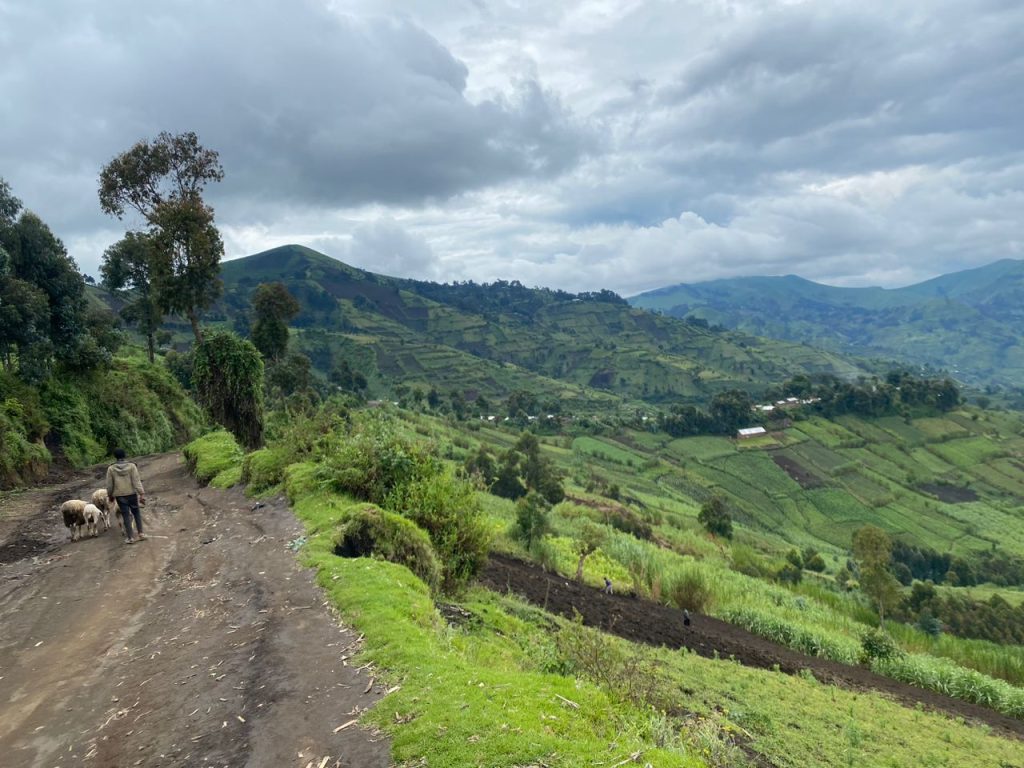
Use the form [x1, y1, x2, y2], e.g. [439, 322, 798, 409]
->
[0, 454, 391, 768]
[480, 553, 1024, 741]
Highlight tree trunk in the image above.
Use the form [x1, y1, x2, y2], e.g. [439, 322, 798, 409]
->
[146, 332, 155, 364]
[188, 309, 202, 343]
[575, 553, 587, 582]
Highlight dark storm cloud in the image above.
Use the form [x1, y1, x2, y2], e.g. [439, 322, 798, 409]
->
[2, 0, 1022, 292]
[0, 0, 588, 243]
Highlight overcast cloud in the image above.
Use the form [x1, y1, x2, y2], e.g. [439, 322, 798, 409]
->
[2, 0, 1022, 294]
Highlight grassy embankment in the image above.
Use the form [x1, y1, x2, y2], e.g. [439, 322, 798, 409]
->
[184, 424, 1024, 767]
[0, 350, 203, 489]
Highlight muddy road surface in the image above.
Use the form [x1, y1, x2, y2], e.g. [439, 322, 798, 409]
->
[0, 454, 391, 768]
[480, 553, 1024, 740]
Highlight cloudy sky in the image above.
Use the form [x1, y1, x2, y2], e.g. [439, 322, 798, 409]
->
[3, 0, 1022, 295]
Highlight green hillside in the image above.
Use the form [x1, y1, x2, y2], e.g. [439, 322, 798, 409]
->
[213, 245, 866, 410]
[630, 259, 1024, 392]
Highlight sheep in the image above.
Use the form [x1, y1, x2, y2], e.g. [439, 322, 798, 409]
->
[91, 489, 115, 533]
[81, 503, 102, 538]
[60, 499, 89, 542]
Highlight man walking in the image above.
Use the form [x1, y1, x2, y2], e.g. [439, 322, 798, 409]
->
[106, 448, 147, 544]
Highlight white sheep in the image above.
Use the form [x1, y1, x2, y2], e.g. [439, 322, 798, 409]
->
[60, 499, 88, 541]
[82, 503, 102, 538]
[91, 489, 115, 533]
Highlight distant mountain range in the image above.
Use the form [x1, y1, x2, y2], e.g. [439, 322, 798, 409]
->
[630, 260, 1024, 391]
[208, 245, 867, 410]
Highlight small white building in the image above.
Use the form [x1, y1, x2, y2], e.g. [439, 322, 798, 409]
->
[737, 426, 767, 439]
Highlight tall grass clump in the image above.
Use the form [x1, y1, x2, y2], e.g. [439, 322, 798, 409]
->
[722, 606, 861, 663]
[872, 652, 1024, 718]
[887, 622, 1024, 686]
[664, 567, 713, 613]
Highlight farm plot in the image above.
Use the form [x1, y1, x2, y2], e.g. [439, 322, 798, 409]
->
[969, 460, 1024, 500]
[803, 489, 880, 546]
[792, 418, 860, 448]
[711, 452, 804, 498]
[914, 417, 972, 441]
[772, 451, 826, 489]
[790, 440, 851, 476]
[876, 417, 930, 444]
[845, 446, 913, 485]
[927, 436, 1007, 470]
[835, 416, 896, 444]
[835, 468, 897, 508]
[664, 436, 736, 462]
[571, 436, 647, 467]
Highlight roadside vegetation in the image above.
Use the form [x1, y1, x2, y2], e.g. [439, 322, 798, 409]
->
[185, 420, 1024, 766]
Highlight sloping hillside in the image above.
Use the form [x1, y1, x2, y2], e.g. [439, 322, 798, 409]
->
[215, 245, 867, 409]
[630, 260, 1024, 391]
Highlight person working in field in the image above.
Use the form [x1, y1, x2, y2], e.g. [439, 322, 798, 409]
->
[106, 448, 147, 544]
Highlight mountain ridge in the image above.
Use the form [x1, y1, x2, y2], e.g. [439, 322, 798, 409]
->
[212, 244, 870, 410]
[630, 259, 1024, 390]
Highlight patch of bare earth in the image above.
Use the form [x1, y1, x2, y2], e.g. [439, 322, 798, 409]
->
[0, 453, 391, 768]
[917, 482, 979, 503]
[771, 454, 824, 489]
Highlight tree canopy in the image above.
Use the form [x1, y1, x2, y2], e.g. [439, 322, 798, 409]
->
[251, 282, 301, 361]
[98, 131, 225, 342]
[102, 232, 162, 362]
[1, 179, 115, 379]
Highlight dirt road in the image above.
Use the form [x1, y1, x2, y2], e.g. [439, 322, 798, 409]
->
[480, 553, 1024, 740]
[0, 454, 391, 768]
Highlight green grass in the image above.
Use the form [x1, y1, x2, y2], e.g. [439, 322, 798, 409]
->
[183, 430, 245, 484]
[182, 413, 1024, 766]
[294, 492, 700, 767]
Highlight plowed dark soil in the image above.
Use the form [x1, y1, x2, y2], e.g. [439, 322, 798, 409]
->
[480, 553, 1024, 740]
[0, 453, 391, 768]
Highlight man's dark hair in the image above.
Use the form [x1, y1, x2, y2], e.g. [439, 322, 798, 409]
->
[113, 448, 126, 460]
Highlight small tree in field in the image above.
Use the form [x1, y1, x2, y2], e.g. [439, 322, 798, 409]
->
[573, 520, 607, 582]
[192, 330, 264, 449]
[698, 495, 733, 539]
[852, 525, 901, 622]
[251, 282, 300, 361]
[101, 232, 162, 362]
[514, 491, 550, 551]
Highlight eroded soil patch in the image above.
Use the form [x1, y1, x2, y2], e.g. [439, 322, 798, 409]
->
[772, 454, 824, 489]
[918, 482, 979, 503]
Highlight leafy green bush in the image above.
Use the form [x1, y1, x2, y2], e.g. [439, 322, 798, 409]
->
[0, 395, 49, 486]
[730, 543, 770, 578]
[514, 491, 550, 551]
[860, 627, 902, 663]
[192, 330, 264, 449]
[317, 413, 436, 504]
[387, 466, 491, 591]
[333, 505, 441, 592]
